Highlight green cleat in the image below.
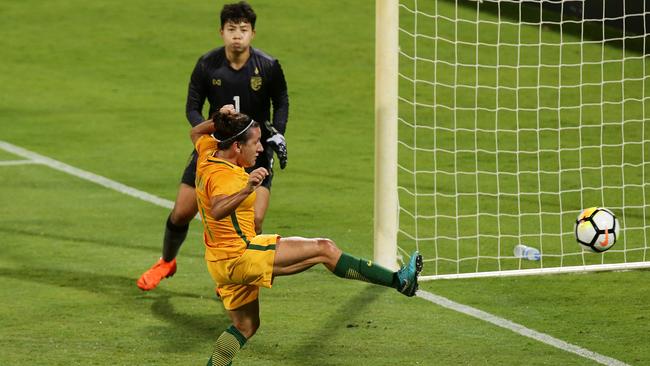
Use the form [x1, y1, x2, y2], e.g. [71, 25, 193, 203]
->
[396, 251, 423, 297]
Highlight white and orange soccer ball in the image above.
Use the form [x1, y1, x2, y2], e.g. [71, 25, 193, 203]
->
[575, 207, 620, 252]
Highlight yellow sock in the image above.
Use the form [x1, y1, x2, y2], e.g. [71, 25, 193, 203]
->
[207, 325, 247, 366]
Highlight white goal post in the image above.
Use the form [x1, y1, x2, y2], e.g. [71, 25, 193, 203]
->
[374, 0, 650, 279]
[374, 0, 400, 271]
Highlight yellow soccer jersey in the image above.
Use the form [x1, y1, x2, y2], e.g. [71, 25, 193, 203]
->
[194, 135, 257, 261]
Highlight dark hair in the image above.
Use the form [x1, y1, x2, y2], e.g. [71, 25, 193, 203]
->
[211, 110, 259, 150]
[220, 1, 256, 29]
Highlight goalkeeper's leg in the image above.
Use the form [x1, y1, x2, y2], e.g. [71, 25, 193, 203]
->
[162, 184, 197, 261]
[137, 183, 197, 291]
[273, 237, 422, 297]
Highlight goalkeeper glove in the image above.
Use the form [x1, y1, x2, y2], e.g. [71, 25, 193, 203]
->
[264, 120, 288, 169]
[266, 133, 287, 169]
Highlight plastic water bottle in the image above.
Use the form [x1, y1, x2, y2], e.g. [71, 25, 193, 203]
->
[513, 244, 541, 261]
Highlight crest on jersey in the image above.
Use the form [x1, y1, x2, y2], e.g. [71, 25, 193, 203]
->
[212, 78, 221, 86]
[250, 76, 262, 91]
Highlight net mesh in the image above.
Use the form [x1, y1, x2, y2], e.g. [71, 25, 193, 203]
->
[396, 0, 650, 278]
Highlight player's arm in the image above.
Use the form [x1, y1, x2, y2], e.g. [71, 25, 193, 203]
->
[265, 60, 290, 168]
[269, 60, 289, 134]
[186, 57, 208, 127]
[190, 119, 216, 145]
[210, 168, 269, 220]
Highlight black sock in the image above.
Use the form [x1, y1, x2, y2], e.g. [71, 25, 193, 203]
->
[162, 214, 189, 262]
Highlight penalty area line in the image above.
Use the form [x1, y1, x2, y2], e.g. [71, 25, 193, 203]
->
[416, 290, 630, 366]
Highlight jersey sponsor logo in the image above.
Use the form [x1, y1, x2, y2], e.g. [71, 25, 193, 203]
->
[212, 78, 221, 86]
[250, 76, 262, 91]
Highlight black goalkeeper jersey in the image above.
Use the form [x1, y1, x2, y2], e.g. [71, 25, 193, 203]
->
[185, 46, 289, 141]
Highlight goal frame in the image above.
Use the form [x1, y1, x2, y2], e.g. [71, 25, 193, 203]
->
[374, 0, 400, 271]
[373, 0, 650, 279]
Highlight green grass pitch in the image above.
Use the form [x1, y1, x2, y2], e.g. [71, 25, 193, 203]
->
[1, 0, 649, 365]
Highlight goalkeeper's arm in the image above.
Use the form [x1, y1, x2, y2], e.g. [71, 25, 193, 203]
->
[185, 57, 208, 127]
[264, 121, 288, 169]
[267, 60, 289, 169]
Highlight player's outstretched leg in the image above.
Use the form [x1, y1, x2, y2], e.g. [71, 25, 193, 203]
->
[273, 237, 423, 297]
[333, 250, 422, 297]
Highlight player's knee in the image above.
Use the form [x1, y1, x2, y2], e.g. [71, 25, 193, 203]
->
[254, 214, 264, 235]
[169, 210, 193, 225]
[170, 185, 198, 224]
[316, 238, 341, 261]
[170, 203, 197, 225]
[233, 317, 260, 339]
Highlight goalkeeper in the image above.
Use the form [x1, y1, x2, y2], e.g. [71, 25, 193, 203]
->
[137, 1, 289, 291]
[193, 105, 422, 366]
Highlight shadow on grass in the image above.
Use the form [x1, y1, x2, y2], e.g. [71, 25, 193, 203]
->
[288, 285, 387, 366]
[0, 225, 203, 259]
[0, 265, 227, 353]
[454, 0, 647, 54]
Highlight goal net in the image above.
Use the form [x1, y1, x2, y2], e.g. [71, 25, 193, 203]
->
[375, 0, 650, 279]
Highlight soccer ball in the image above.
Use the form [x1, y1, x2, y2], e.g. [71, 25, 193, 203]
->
[575, 207, 620, 252]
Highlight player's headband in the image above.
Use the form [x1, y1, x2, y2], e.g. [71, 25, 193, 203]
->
[215, 118, 256, 148]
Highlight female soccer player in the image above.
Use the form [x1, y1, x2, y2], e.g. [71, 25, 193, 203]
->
[192, 105, 422, 366]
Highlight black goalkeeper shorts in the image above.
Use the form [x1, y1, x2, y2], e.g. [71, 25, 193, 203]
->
[180, 149, 274, 189]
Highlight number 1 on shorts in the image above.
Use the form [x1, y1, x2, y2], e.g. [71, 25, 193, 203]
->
[233, 96, 240, 112]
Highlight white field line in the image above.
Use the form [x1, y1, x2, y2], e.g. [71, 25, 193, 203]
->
[0, 159, 40, 166]
[0, 140, 175, 211]
[0, 140, 630, 366]
[417, 290, 630, 366]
